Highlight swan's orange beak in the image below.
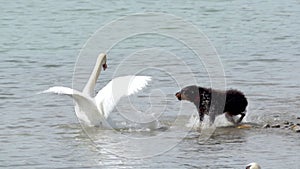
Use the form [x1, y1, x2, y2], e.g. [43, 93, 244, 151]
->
[103, 63, 107, 70]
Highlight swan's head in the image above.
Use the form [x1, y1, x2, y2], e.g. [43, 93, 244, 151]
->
[98, 53, 107, 71]
[246, 163, 261, 169]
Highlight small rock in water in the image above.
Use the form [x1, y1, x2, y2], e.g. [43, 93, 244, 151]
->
[271, 124, 281, 128]
[291, 125, 300, 133]
[283, 121, 294, 126]
[263, 124, 270, 128]
[237, 124, 251, 129]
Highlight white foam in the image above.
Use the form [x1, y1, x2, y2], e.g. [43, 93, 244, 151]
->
[186, 113, 236, 129]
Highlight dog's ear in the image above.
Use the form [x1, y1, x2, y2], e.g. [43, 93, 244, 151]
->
[198, 87, 205, 93]
[199, 87, 211, 94]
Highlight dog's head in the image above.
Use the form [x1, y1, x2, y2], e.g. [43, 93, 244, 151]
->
[175, 85, 200, 102]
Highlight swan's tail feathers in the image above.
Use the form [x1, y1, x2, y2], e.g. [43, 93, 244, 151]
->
[40, 86, 80, 96]
[95, 75, 152, 118]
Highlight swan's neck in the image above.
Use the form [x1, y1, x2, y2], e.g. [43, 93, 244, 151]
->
[83, 53, 106, 97]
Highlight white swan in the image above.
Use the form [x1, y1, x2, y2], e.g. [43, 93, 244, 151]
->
[246, 162, 261, 169]
[42, 53, 152, 126]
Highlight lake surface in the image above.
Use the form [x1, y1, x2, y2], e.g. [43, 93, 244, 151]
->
[1, 0, 300, 168]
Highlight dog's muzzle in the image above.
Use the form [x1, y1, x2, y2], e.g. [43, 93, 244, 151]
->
[175, 92, 181, 100]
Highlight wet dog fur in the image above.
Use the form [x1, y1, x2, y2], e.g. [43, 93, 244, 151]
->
[175, 85, 248, 125]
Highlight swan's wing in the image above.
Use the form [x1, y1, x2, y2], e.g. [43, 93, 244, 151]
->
[95, 76, 152, 118]
[40, 86, 89, 104]
[41, 86, 82, 96]
[41, 86, 103, 126]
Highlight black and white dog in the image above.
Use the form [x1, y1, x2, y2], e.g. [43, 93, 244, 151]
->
[175, 85, 248, 125]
